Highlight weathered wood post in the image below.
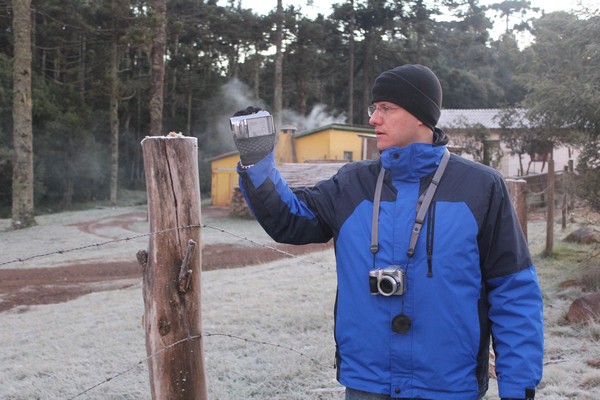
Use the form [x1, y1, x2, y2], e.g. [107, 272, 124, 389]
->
[568, 159, 575, 210]
[562, 159, 576, 229]
[562, 166, 568, 230]
[546, 159, 555, 256]
[140, 133, 208, 399]
[506, 178, 528, 242]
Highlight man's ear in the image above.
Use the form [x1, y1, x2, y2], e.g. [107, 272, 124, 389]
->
[416, 119, 432, 131]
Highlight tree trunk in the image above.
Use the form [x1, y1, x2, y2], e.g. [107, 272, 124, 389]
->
[140, 135, 208, 400]
[545, 158, 555, 256]
[506, 179, 528, 241]
[11, 0, 36, 229]
[347, 0, 355, 124]
[273, 0, 283, 127]
[361, 33, 376, 126]
[79, 35, 87, 99]
[170, 31, 180, 120]
[109, 35, 119, 206]
[186, 73, 192, 136]
[149, 0, 167, 136]
[253, 51, 261, 100]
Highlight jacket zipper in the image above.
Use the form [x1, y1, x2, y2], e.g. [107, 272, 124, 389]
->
[426, 201, 436, 278]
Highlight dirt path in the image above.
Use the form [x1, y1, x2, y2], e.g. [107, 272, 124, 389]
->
[0, 208, 332, 312]
[7, 205, 595, 313]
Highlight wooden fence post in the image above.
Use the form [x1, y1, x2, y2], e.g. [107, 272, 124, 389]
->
[568, 159, 575, 209]
[140, 134, 208, 400]
[506, 178, 528, 242]
[562, 166, 568, 230]
[546, 159, 555, 255]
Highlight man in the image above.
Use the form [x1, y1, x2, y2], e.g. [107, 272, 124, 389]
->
[232, 64, 543, 399]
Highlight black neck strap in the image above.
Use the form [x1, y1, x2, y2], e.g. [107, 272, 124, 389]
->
[371, 148, 450, 259]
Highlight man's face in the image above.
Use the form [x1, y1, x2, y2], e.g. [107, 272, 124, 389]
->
[368, 102, 430, 151]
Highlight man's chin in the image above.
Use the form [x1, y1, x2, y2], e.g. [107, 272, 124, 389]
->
[376, 139, 387, 151]
[377, 143, 392, 152]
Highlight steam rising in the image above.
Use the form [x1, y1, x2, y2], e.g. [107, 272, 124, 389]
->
[282, 105, 346, 133]
[207, 78, 346, 157]
[205, 78, 265, 155]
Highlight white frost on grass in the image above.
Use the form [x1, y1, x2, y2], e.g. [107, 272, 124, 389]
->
[0, 251, 341, 399]
[1, 207, 600, 399]
[0, 205, 275, 270]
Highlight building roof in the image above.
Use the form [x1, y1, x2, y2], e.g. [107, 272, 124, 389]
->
[208, 109, 530, 162]
[294, 123, 374, 138]
[294, 110, 530, 136]
[438, 109, 527, 129]
[279, 162, 347, 187]
[206, 150, 239, 162]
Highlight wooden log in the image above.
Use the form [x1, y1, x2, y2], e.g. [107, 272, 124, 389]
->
[546, 158, 555, 256]
[141, 134, 208, 400]
[506, 179, 528, 241]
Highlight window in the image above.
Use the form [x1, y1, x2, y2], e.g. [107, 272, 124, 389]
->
[343, 151, 353, 161]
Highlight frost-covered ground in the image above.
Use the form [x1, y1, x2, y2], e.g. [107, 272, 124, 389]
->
[1, 205, 599, 399]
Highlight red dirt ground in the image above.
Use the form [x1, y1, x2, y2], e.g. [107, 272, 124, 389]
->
[3, 206, 597, 313]
[0, 208, 332, 313]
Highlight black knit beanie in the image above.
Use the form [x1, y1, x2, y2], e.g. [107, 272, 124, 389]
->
[371, 64, 442, 129]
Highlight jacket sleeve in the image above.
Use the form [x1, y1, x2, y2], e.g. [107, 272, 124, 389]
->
[480, 174, 544, 398]
[237, 151, 335, 245]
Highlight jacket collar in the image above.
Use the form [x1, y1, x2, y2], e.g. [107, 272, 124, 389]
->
[380, 128, 447, 182]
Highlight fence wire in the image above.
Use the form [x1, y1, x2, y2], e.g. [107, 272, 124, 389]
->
[1, 219, 336, 398]
[67, 332, 333, 400]
[0, 223, 333, 271]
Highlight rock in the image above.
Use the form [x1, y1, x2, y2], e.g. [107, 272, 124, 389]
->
[559, 279, 580, 290]
[567, 292, 600, 324]
[581, 268, 600, 292]
[587, 359, 600, 368]
[565, 227, 600, 244]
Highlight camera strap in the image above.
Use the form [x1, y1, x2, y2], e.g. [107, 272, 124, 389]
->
[371, 148, 450, 259]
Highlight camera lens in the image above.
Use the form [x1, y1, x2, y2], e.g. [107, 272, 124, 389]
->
[378, 276, 398, 296]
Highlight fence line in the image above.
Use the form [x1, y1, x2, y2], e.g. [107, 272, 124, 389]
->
[0, 231, 154, 267]
[3, 193, 572, 397]
[2, 220, 337, 397]
[202, 224, 334, 271]
[525, 186, 549, 196]
[0, 223, 334, 271]
[67, 331, 334, 400]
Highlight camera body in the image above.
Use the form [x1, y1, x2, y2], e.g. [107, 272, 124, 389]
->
[229, 110, 275, 140]
[369, 266, 406, 296]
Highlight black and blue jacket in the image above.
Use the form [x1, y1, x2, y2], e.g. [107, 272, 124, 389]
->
[238, 132, 543, 399]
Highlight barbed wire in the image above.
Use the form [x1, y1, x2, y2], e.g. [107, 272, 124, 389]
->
[0, 223, 334, 271]
[0, 231, 153, 267]
[67, 331, 334, 399]
[202, 224, 334, 271]
[525, 186, 550, 196]
[3, 220, 336, 397]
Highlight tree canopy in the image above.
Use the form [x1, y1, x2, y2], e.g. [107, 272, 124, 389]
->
[0, 0, 598, 216]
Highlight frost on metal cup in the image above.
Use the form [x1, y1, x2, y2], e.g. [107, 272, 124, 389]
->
[229, 110, 275, 140]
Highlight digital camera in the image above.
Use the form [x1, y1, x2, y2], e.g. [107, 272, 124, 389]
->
[229, 110, 275, 140]
[369, 266, 406, 296]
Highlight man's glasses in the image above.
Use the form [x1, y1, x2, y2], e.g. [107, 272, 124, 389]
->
[367, 104, 401, 117]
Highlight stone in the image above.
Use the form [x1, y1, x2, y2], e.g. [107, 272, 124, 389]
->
[586, 359, 600, 368]
[565, 227, 600, 245]
[567, 292, 600, 324]
[559, 279, 580, 290]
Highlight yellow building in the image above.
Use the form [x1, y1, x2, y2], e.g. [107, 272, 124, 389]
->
[210, 124, 376, 207]
[209, 151, 241, 207]
[293, 124, 377, 162]
[211, 109, 580, 207]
